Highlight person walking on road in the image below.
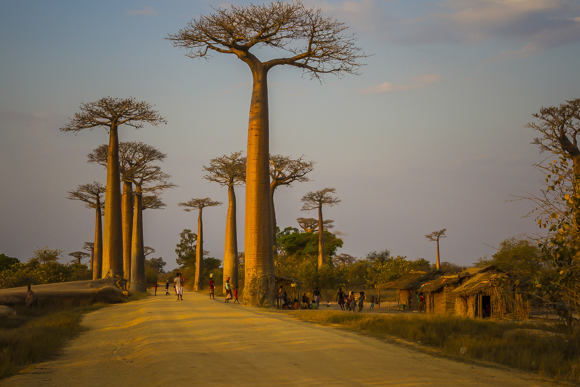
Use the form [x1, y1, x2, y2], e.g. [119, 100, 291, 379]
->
[165, 280, 170, 296]
[225, 279, 232, 303]
[154, 282, 158, 296]
[313, 287, 321, 309]
[174, 273, 183, 301]
[234, 287, 239, 303]
[336, 288, 346, 311]
[209, 274, 215, 300]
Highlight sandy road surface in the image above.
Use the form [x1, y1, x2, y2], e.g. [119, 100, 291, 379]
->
[2, 291, 553, 387]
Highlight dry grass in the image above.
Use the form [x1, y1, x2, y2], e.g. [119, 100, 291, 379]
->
[291, 311, 580, 383]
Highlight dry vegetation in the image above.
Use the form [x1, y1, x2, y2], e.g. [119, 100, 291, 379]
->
[291, 311, 580, 383]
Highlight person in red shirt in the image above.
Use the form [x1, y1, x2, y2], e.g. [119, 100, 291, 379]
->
[234, 287, 239, 304]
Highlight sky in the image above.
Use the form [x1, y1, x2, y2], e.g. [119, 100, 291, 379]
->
[1, 0, 580, 271]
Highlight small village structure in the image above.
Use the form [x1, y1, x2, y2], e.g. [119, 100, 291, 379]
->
[376, 270, 443, 310]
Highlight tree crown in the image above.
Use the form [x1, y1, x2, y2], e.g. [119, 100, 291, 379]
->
[270, 154, 314, 189]
[301, 187, 341, 211]
[529, 98, 580, 157]
[425, 229, 447, 242]
[60, 97, 166, 132]
[203, 151, 246, 187]
[166, 0, 366, 79]
[66, 182, 105, 210]
[178, 197, 223, 211]
[296, 217, 333, 232]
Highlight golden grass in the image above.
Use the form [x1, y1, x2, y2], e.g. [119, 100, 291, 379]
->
[291, 311, 580, 383]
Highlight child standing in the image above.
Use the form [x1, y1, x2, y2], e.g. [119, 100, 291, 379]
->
[234, 287, 239, 303]
[208, 275, 215, 300]
[370, 296, 375, 311]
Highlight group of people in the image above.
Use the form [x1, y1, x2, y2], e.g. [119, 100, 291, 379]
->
[209, 274, 238, 303]
[336, 288, 375, 312]
[406, 292, 426, 312]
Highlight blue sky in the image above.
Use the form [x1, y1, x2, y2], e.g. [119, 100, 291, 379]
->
[1, 0, 580, 270]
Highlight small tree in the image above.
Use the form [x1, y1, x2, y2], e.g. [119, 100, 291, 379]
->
[425, 229, 446, 270]
[32, 247, 63, 265]
[175, 229, 198, 268]
[270, 155, 314, 252]
[301, 188, 341, 268]
[69, 251, 90, 265]
[203, 151, 246, 293]
[168, 1, 365, 306]
[296, 217, 334, 233]
[178, 198, 222, 290]
[67, 182, 105, 279]
[61, 97, 166, 278]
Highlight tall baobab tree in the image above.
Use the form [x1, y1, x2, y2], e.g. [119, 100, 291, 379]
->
[167, 1, 365, 306]
[67, 182, 105, 279]
[128, 166, 175, 293]
[425, 229, 447, 270]
[529, 98, 580, 230]
[270, 155, 314, 253]
[301, 188, 341, 268]
[296, 217, 333, 233]
[61, 97, 166, 278]
[178, 198, 222, 291]
[69, 251, 90, 265]
[88, 141, 169, 280]
[203, 151, 246, 293]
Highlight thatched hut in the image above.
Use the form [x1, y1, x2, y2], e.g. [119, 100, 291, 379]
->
[377, 270, 443, 309]
[420, 271, 476, 314]
[274, 275, 302, 308]
[451, 267, 529, 320]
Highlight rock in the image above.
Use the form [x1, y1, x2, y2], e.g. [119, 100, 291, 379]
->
[459, 347, 467, 355]
[0, 305, 16, 317]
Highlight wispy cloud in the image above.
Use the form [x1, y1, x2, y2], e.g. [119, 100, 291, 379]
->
[360, 74, 441, 94]
[127, 6, 158, 16]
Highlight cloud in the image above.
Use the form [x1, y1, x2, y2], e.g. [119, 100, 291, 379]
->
[126, 6, 158, 16]
[360, 74, 441, 94]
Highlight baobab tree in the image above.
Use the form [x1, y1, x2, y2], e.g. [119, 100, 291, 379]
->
[203, 151, 246, 293]
[270, 155, 315, 252]
[167, 1, 365, 306]
[333, 253, 355, 267]
[83, 242, 94, 271]
[128, 166, 175, 293]
[296, 217, 334, 233]
[425, 229, 447, 270]
[88, 141, 169, 280]
[61, 97, 166, 278]
[301, 188, 341, 268]
[529, 98, 580, 230]
[66, 182, 105, 279]
[178, 198, 222, 291]
[69, 251, 90, 265]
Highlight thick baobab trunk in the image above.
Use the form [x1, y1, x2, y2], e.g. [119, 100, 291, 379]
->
[244, 64, 275, 307]
[317, 205, 325, 268]
[270, 185, 278, 256]
[195, 208, 204, 291]
[102, 124, 123, 278]
[122, 180, 134, 280]
[436, 238, 441, 270]
[223, 185, 239, 293]
[93, 200, 103, 280]
[130, 187, 146, 292]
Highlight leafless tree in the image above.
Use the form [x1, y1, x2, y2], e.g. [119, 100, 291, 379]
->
[128, 165, 175, 293]
[178, 198, 222, 291]
[301, 188, 341, 268]
[270, 154, 314, 252]
[203, 151, 246, 293]
[529, 98, 580, 229]
[88, 141, 169, 280]
[167, 1, 365, 307]
[69, 251, 90, 265]
[67, 182, 105, 279]
[296, 217, 334, 233]
[333, 253, 355, 267]
[144, 246, 155, 257]
[83, 242, 94, 271]
[61, 97, 166, 278]
[425, 229, 447, 270]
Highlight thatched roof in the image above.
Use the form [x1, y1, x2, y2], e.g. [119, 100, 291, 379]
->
[420, 276, 455, 293]
[377, 270, 443, 290]
[452, 272, 506, 296]
[275, 275, 301, 286]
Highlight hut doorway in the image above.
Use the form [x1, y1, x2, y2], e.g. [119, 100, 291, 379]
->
[482, 295, 491, 318]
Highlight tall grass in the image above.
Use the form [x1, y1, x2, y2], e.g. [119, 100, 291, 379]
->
[292, 311, 580, 383]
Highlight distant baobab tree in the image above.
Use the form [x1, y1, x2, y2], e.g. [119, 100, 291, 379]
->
[69, 251, 90, 265]
[296, 217, 334, 233]
[66, 182, 105, 279]
[61, 97, 166, 278]
[270, 155, 315, 253]
[167, 1, 365, 306]
[88, 141, 169, 281]
[203, 151, 246, 293]
[333, 253, 355, 267]
[178, 198, 222, 291]
[128, 165, 175, 293]
[301, 188, 341, 268]
[425, 229, 447, 270]
[83, 242, 94, 271]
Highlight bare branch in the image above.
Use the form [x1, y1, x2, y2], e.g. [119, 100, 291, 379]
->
[66, 182, 105, 211]
[203, 151, 246, 187]
[301, 187, 341, 211]
[270, 154, 314, 190]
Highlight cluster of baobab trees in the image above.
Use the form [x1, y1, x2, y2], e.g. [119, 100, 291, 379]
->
[60, 1, 364, 305]
[62, 98, 174, 292]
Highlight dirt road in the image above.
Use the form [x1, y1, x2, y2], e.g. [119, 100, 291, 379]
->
[2, 291, 552, 386]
